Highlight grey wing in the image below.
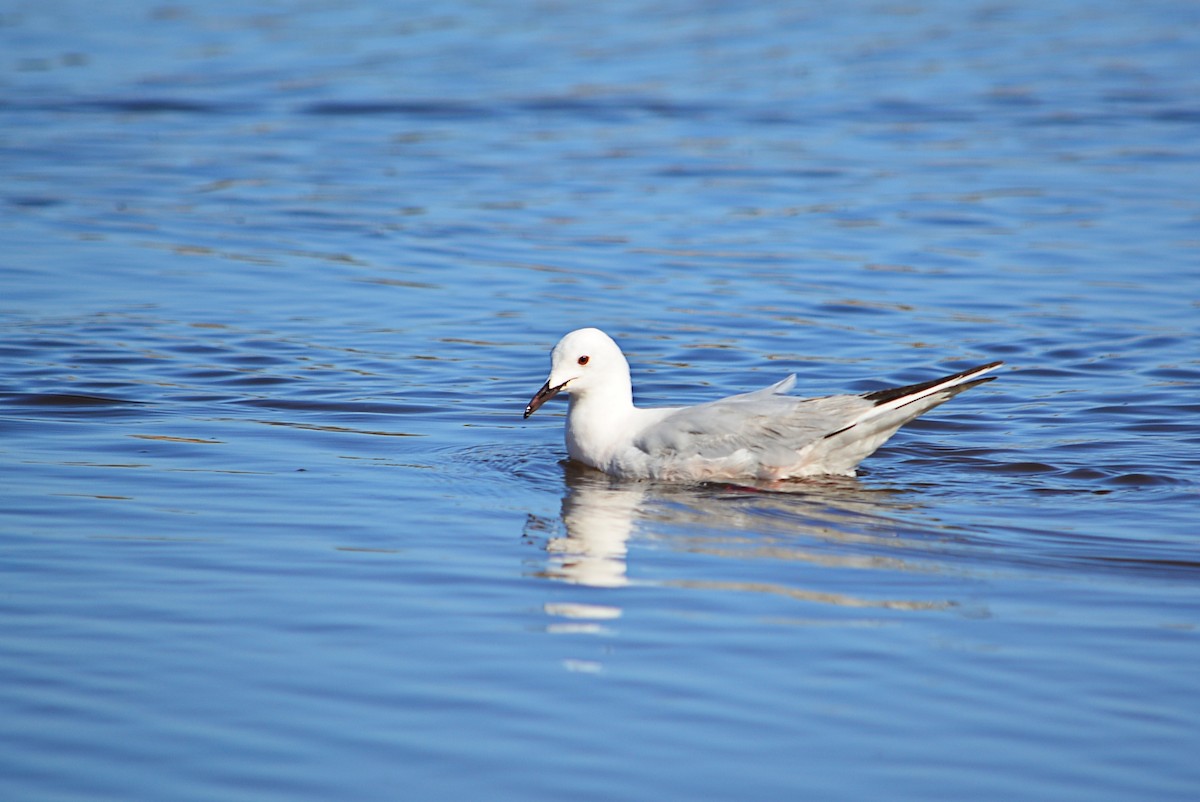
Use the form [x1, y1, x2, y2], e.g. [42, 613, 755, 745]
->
[630, 362, 1001, 477]
[633, 375, 867, 463]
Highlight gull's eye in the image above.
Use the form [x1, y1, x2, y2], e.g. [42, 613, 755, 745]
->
[577, 355, 589, 365]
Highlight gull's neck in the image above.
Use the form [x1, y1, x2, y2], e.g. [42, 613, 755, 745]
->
[564, 374, 637, 469]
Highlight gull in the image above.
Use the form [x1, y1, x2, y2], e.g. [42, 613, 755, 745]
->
[524, 328, 1001, 482]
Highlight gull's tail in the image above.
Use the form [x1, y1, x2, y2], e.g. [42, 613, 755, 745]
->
[804, 361, 1003, 475]
[857, 360, 1002, 417]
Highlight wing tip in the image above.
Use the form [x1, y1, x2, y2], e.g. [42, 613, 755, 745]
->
[822, 361, 1003, 441]
[862, 360, 1004, 407]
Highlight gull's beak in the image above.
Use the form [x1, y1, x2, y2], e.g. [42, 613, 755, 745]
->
[524, 380, 567, 419]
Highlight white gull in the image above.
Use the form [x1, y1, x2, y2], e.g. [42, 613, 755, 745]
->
[524, 328, 1001, 482]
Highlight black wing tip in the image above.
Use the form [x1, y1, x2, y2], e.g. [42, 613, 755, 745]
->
[955, 374, 999, 392]
[862, 361, 1004, 407]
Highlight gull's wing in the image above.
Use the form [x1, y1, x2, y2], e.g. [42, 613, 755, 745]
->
[633, 374, 842, 465]
[633, 362, 1002, 476]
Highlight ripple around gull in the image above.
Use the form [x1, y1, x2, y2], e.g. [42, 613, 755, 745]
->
[443, 442, 568, 495]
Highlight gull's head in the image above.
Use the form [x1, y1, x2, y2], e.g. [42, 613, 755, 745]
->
[524, 328, 630, 418]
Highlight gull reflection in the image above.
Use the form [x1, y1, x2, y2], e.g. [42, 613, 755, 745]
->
[542, 464, 645, 588]
[530, 463, 958, 615]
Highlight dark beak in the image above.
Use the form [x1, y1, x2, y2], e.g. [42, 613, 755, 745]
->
[524, 380, 566, 418]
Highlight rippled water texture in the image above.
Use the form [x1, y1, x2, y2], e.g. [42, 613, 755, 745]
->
[2, 1, 1199, 800]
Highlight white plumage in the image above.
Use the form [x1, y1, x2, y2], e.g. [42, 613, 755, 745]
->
[524, 328, 1001, 482]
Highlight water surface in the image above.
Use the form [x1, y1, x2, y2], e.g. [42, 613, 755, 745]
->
[2, 1, 1199, 800]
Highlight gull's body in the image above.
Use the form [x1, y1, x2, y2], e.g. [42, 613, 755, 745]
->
[524, 328, 1001, 482]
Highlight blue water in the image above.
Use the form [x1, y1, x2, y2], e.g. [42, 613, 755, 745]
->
[3, 1, 1199, 800]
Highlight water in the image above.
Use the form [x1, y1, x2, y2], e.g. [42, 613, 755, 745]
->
[3, 1, 1199, 799]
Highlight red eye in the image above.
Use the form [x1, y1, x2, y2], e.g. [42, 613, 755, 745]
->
[577, 355, 589, 365]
